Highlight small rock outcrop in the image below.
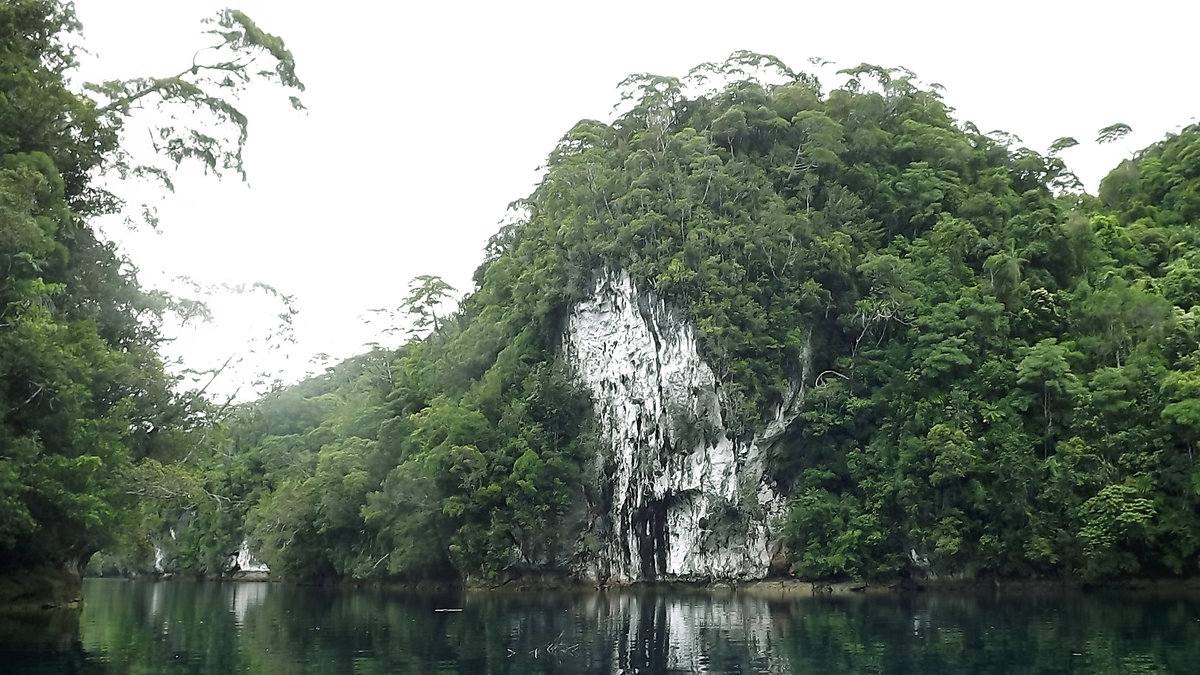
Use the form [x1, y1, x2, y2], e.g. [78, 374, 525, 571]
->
[226, 540, 270, 580]
[0, 558, 88, 611]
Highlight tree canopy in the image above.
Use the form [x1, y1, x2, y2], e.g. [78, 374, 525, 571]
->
[0, 0, 302, 577]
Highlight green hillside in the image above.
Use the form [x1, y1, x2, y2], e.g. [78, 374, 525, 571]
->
[4, 0, 1199, 591]
[131, 55, 1200, 584]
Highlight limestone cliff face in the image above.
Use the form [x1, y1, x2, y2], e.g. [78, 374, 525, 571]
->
[145, 536, 269, 579]
[563, 271, 808, 583]
[228, 540, 270, 580]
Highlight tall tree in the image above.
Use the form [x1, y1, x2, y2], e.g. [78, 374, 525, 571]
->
[0, 0, 303, 597]
[400, 274, 456, 335]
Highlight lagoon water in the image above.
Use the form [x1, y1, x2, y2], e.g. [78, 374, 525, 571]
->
[2, 578, 1198, 673]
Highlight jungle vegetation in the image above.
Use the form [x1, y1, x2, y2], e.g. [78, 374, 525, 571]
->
[0, 0, 302, 579]
[148, 56, 1200, 584]
[4, 1, 1200, 586]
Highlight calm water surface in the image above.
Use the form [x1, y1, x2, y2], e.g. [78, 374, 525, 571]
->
[1, 578, 1198, 673]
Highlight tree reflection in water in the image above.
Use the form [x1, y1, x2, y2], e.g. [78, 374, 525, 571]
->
[1, 580, 1198, 674]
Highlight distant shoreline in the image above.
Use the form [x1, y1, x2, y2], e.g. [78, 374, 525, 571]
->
[9, 571, 1200, 613]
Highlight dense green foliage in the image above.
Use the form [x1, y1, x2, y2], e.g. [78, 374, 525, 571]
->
[6, 5, 1199, 585]
[0, 0, 301, 578]
[160, 54, 1200, 585]
[1, 0, 174, 571]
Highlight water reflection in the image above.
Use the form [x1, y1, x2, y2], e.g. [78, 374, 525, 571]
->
[230, 582, 269, 627]
[1, 580, 1198, 673]
[583, 592, 790, 673]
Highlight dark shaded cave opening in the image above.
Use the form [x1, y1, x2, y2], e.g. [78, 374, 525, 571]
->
[635, 499, 669, 581]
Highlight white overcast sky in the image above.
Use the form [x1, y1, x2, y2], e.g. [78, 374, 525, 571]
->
[70, 0, 1199, 399]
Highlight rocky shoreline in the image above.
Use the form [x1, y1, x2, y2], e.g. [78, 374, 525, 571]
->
[457, 574, 1200, 597]
[7, 569, 1200, 613]
[0, 568, 83, 613]
[739, 576, 1200, 597]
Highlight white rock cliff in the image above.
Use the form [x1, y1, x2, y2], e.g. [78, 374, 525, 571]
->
[229, 539, 270, 579]
[563, 271, 808, 583]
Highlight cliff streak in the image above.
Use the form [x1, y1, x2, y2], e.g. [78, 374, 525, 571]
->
[564, 271, 808, 582]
